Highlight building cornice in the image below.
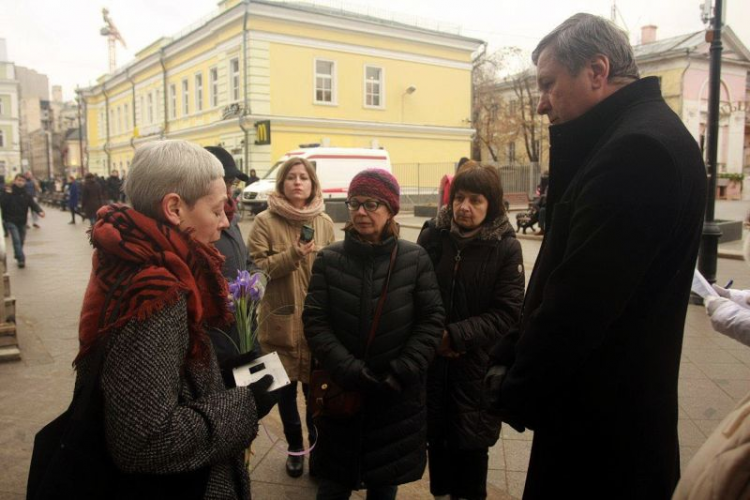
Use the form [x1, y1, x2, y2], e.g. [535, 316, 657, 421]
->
[251, 31, 472, 70]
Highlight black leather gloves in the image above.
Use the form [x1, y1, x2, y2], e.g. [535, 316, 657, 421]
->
[360, 366, 382, 392]
[483, 365, 526, 433]
[249, 374, 278, 420]
[360, 367, 402, 395]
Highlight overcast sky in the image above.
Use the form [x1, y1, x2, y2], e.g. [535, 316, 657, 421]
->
[1, 0, 748, 101]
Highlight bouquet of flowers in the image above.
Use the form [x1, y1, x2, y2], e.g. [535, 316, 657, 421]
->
[226, 269, 268, 354]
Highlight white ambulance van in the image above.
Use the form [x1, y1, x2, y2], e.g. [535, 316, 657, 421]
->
[241, 147, 392, 213]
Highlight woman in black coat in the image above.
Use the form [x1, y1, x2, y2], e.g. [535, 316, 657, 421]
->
[81, 172, 106, 225]
[417, 165, 524, 500]
[303, 169, 444, 499]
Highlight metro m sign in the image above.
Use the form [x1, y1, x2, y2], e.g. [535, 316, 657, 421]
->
[254, 120, 271, 145]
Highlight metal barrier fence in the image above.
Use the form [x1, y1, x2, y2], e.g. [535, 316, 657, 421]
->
[391, 162, 542, 200]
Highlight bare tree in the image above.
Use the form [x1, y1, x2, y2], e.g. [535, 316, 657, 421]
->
[471, 48, 509, 162]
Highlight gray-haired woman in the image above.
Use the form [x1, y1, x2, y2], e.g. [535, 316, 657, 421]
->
[48, 140, 276, 498]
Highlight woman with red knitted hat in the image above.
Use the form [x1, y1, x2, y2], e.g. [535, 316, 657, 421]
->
[304, 169, 445, 499]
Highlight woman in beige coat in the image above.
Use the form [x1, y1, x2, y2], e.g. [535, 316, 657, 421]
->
[247, 157, 335, 478]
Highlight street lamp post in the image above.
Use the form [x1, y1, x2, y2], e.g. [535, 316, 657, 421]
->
[697, 0, 724, 288]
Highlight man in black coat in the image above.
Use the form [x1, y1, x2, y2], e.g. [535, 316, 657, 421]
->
[204, 146, 262, 365]
[1, 174, 45, 268]
[485, 13, 707, 499]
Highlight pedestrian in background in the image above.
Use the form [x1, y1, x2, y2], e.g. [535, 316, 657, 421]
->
[106, 170, 122, 203]
[303, 169, 444, 499]
[484, 13, 706, 499]
[24, 171, 41, 228]
[247, 169, 260, 186]
[0, 174, 45, 268]
[418, 165, 524, 500]
[81, 172, 106, 225]
[35, 140, 275, 498]
[247, 156, 335, 478]
[67, 175, 80, 225]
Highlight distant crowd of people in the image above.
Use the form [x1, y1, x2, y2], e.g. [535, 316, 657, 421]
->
[23, 11, 749, 500]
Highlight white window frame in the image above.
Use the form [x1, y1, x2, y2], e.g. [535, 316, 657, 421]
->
[124, 103, 130, 130]
[363, 64, 385, 109]
[147, 93, 154, 124]
[169, 84, 177, 119]
[314, 58, 337, 106]
[194, 72, 203, 112]
[0, 98, 4, 116]
[210, 67, 219, 108]
[229, 58, 240, 103]
[116, 107, 122, 134]
[0, 129, 4, 148]
[182, 79, 189, 116]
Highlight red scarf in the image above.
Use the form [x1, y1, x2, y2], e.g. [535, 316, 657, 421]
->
[75, 204, 231, 366]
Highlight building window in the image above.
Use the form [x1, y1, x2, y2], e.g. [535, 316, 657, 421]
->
[230, 58, 240, 102]
[210, 67, 219, 108]
[195, 73, 203, 112]
[364, 65, 384, 108]
[508, 142, 516, 164]
[315, 59, 336, 104]
[509, 99, 517, 116]
[182, 79, 189, 116]
[109, 109, 114, 134]
[124, 103, 130, 130]
[117, 107, 122, 134]
[0, 130, 4, 148]
[0, 99, 4, 116]
[147, 93, 154, 124]
[169, 84, 177, 119]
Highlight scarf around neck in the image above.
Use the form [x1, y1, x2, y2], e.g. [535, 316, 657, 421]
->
[75, 204, 231, 367]
[267, 191, 324, 222]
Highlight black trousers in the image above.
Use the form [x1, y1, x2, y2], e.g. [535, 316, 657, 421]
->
[277, 381, 315, 450]
[428, 440, 489, 500]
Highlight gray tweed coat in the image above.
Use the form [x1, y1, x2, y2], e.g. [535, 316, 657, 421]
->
[75, 295, 258, 499]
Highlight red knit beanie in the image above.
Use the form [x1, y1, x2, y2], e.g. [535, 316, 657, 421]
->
[348, 169, 401, 215]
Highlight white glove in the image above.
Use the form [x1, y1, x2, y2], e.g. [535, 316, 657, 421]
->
[705, 295, 750, 347]
[712, 285, 750, 309]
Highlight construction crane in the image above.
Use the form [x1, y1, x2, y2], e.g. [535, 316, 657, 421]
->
[100, 8, 127, 74]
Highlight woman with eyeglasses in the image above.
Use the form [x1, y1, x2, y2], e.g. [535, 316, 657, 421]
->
[303, 169, 444, 499]
[247, 156, 335, 478]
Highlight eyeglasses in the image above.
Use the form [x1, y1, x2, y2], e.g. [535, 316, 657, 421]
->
[345, 199, 384, 212]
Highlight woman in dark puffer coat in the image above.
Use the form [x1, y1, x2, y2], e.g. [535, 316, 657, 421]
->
[418, 165, 525, 500]
[303, 169, 444, 499]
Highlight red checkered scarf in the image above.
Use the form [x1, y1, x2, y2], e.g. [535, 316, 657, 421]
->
[74, 204, 231, 367]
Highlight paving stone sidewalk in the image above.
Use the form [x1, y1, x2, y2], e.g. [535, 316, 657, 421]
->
[1, 205, 750, 499]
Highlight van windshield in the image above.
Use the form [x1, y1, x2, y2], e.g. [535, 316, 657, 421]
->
[263, 162, 283, 180]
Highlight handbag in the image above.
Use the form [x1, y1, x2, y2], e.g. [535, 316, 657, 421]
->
[309, 244, 398, 419]
[27, 273, 210, 500]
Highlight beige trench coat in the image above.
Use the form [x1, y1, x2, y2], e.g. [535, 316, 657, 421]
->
[247, 209, 335, 383]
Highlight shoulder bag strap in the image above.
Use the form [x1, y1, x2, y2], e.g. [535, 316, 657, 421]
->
[364, 244, 398, 359]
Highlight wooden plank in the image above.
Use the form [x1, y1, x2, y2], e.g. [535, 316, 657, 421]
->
[0, 346, 21, 362]
[0, 335, 17, 348]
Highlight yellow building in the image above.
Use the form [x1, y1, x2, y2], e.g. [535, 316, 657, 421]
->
[79, 0, 482, 184]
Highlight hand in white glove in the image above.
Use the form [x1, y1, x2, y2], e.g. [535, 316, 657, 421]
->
[705, 295, 750, 347]
[712, 285, 750, 309]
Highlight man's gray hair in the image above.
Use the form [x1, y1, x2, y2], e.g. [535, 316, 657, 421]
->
[532, 13, 640, 82]
[123, 139, 224, 219]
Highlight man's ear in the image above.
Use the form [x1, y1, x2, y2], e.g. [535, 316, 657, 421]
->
[161, 193, 182, 226]
[589, 54, 611, 89]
